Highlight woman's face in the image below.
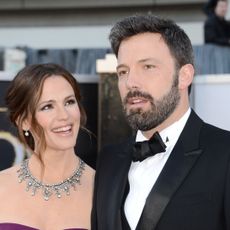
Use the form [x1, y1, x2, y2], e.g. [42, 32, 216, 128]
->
[33, 75, 81, 152]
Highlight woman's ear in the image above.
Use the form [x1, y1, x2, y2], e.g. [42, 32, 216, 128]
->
[178, 64, 194, 90]
[21, 118, 31, 131]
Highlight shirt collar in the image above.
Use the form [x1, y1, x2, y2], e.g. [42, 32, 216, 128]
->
[136, 108, 191, 147]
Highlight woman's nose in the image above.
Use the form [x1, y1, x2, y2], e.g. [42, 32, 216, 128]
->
[57, 106, 69, 120]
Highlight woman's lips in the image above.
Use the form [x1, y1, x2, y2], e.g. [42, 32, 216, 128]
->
[52, 125, 72, 134]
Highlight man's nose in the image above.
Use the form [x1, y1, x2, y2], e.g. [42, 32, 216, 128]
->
[125, 69, 141, 90]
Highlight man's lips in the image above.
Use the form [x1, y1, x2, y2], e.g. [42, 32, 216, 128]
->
[126, 97, 149, 105]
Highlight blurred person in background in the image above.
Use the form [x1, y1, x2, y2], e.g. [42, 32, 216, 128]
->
[203, 0, 230, 46]
[0, 63, 95, 230]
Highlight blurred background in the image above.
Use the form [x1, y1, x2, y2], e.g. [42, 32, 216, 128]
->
[1, 0, 230, 170]
[0, 0, 221, 48]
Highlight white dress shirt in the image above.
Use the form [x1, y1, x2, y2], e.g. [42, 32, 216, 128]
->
[124, 108, 191, 230]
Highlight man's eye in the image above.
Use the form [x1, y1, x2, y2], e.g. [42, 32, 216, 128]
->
[117, 70, 128, 77]
[65, 99, 77, 106]
[144, 64, 155, 69]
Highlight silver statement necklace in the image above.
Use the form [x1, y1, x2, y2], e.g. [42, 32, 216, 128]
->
[17, 158, 85, 201]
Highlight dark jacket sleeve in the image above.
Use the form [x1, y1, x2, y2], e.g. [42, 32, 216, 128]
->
[224, 157, 230, 229]
[76, 129, 97, 169]
[90, 146, 108, 230]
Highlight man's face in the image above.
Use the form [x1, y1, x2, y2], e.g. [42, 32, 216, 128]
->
[116, 32, 180, 131]
[215, 1, 228, 18]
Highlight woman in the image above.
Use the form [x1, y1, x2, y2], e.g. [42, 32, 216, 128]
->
[0, 63, 95, 230]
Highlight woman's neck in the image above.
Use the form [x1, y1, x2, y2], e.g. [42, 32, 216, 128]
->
[28, 149, 79, 183]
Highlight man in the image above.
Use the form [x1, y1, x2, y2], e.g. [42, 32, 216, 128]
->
[204, 0, 230, 46]
[92, 15, 230, 230]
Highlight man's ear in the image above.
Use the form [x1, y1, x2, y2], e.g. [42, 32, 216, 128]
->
[178, 64, 194, 90]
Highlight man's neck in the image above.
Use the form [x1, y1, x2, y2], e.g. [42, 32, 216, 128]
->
[141, 107, 191, 139]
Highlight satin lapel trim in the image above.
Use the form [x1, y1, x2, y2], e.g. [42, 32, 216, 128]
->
[136, 110, 203, 230]
[137, 145, 202, 230]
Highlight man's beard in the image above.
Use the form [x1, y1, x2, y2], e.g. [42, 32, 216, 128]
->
[123, 76, 180, 131]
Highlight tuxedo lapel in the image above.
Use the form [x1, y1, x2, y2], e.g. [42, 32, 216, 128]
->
[136, 110, 204, 230]
[121, 181, 131, 230]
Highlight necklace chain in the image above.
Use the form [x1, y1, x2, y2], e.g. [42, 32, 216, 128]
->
[17, 158, 85, 201]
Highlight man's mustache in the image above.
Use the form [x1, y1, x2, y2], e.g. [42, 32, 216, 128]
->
[123, 90, 154, 104]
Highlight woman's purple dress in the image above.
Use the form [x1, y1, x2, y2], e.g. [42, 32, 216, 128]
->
[0, 223, 88, 230]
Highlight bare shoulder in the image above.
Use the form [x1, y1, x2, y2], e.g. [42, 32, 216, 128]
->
[84, 162, 95, 176]
[81, 162, 95, 188]
[0, 165, 19, 194]
[85, 163, 95, 174]
[0, 165, 18, 181]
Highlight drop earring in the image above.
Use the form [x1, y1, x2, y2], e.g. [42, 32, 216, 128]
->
[24, 130, 29, 136]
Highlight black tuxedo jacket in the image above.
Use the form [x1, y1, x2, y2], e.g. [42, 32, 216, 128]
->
[91, 110, 230, 230]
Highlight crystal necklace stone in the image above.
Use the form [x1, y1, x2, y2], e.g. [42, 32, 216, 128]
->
[17, 158, 85, 201]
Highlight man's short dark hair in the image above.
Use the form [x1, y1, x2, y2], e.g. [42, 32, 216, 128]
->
[109, 14, 194, 71]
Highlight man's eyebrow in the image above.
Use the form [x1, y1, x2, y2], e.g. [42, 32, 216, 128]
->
[138, 57, 158, 63]
[117, 58, 158, 70]
[116, 64, 128, 70]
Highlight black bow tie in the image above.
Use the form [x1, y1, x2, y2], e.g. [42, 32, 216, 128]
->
[133, 131, 166, 162]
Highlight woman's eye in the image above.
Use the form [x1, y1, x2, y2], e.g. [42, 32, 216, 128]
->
[65, 99, 77, 106]
[40, 104, 52, 111]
